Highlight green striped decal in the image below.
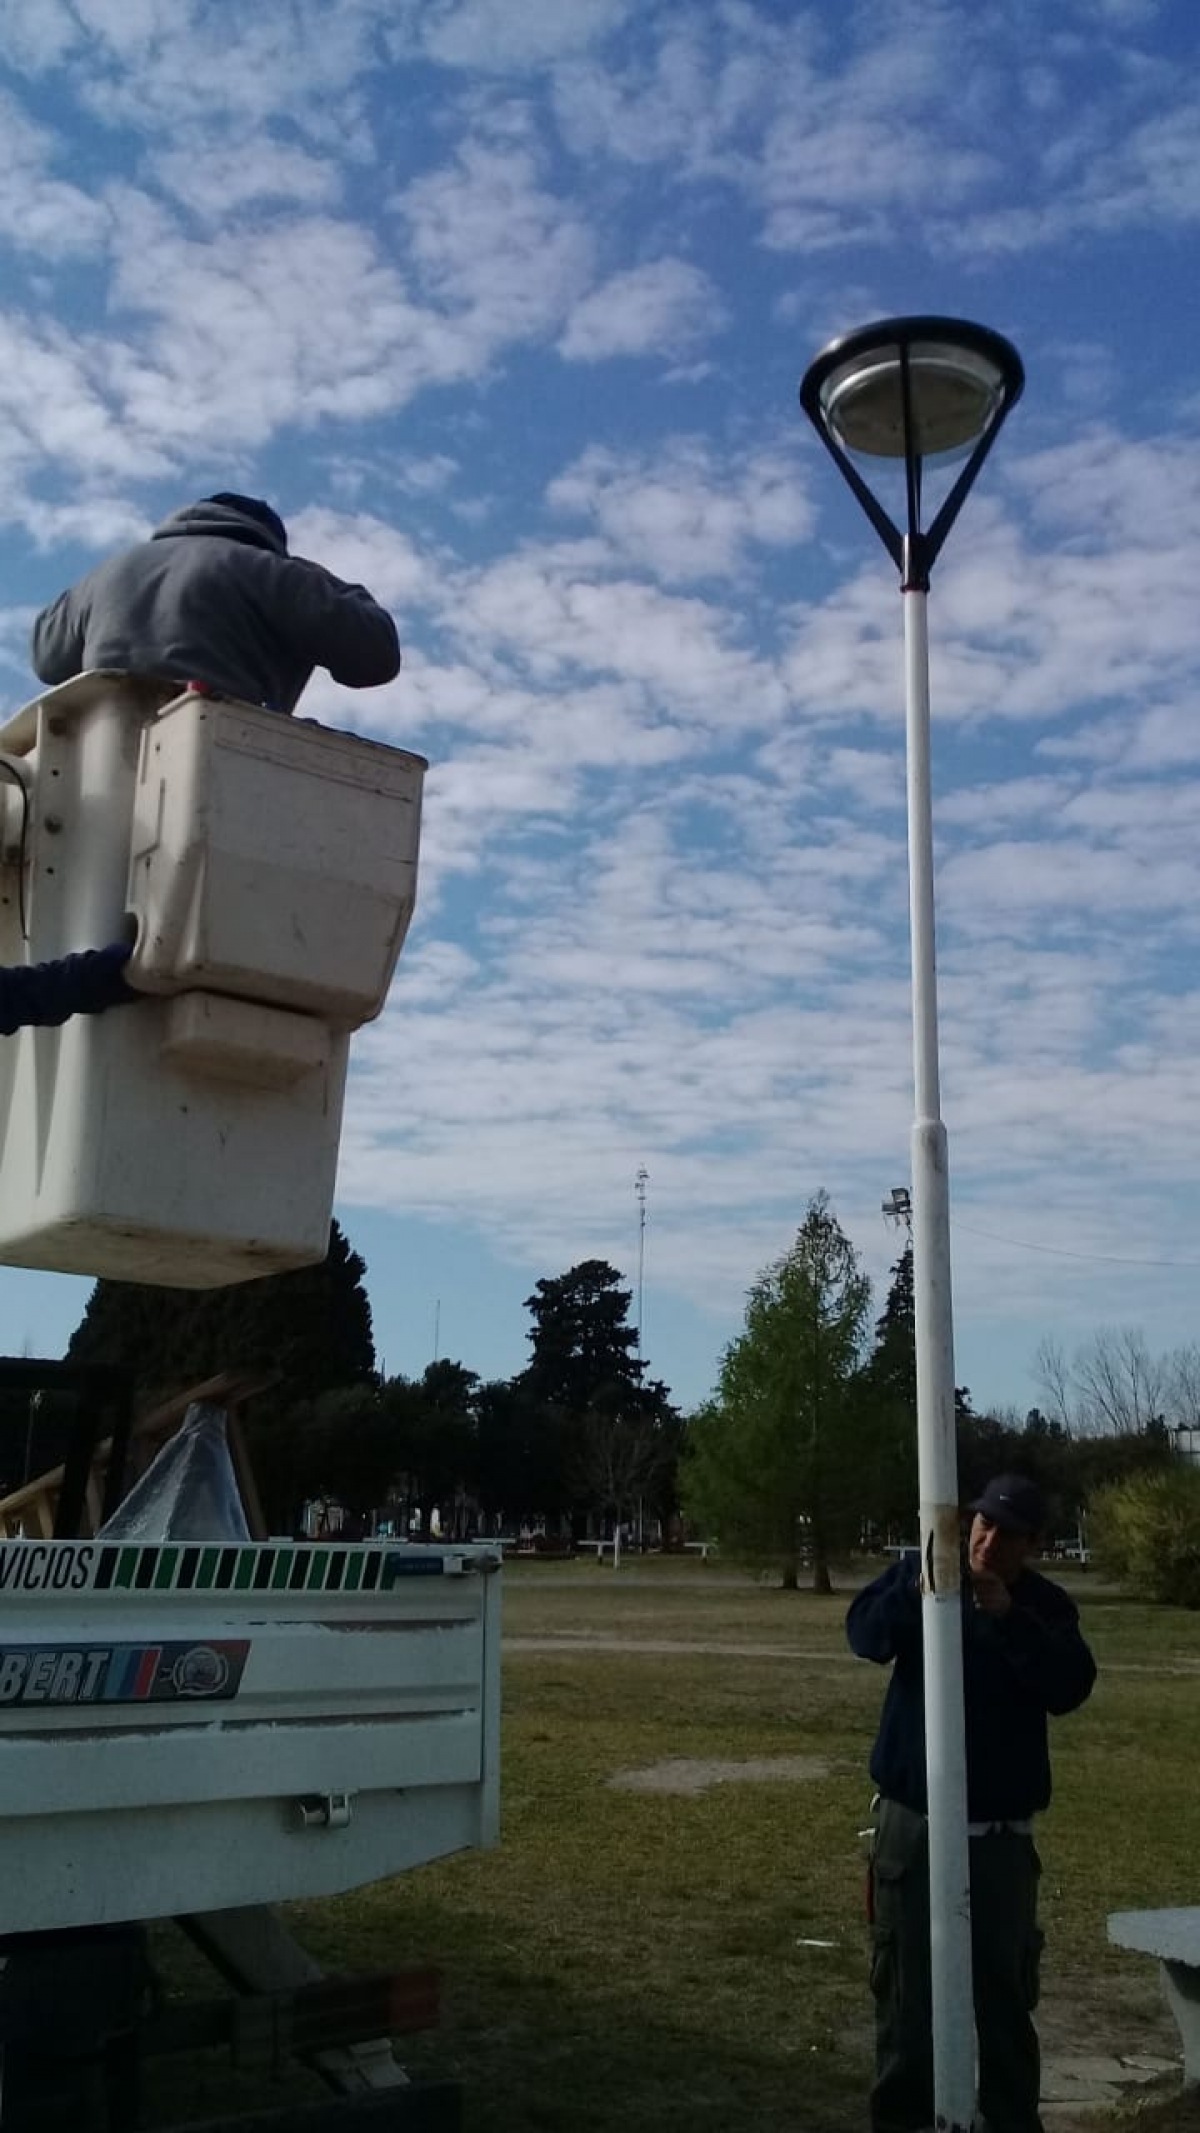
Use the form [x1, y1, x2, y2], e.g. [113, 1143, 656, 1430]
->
[64, 1543, 456, 1596]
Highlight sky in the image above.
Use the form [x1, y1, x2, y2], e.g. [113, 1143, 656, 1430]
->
[1, 0, 1199, 1416]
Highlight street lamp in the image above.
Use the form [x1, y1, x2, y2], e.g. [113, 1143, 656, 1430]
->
[800, 316, 1023, 2133]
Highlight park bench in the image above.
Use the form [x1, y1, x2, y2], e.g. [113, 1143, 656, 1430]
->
[1108, 1907, 1200, 2081]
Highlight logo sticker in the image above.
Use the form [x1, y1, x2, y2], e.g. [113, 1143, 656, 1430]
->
[0, 1639, 250, 1707]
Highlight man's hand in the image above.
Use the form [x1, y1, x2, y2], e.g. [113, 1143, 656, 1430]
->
[971, 1568, 1012, 1617]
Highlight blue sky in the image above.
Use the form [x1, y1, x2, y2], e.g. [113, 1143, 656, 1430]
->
[2, 0, 1200, 1415]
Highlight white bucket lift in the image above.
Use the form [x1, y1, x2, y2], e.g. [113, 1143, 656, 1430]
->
[0, 673, 425, 1287]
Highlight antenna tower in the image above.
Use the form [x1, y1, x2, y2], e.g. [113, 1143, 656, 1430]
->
[635, 1166, 649, 1353]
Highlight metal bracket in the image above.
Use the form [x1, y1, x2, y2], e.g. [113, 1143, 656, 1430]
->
[294, 1792, 353, 1831]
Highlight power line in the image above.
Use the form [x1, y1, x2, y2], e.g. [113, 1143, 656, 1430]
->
[952, 1220, 1200, 1272]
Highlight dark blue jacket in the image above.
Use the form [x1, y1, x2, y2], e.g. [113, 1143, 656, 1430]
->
[0, 946, 134, 1036]
[846, 1554, 1096, 1820]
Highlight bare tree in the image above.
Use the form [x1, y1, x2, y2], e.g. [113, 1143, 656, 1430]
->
[1034, 1337, 1076, 1432]
[576, 1409, 668, 1566]
[1164, 1345, 1200, 1431]
[1073, 1328, 1165, 1435]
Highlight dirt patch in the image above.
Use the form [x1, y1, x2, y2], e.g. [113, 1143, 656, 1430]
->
[609, 1754, 835, 1795]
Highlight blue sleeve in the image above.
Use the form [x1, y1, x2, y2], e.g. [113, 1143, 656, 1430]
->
[982, 1589, 1097, 1714]
[0, 947, 135, 1035]
[846, 1554, 923, 1663]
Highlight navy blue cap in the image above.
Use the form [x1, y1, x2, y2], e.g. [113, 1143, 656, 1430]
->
[969, 1473, 1046, 1536]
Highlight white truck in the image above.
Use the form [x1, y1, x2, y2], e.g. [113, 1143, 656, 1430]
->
[0, 1534, 501, 1936]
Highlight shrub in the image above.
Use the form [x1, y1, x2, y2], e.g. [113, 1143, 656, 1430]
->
[1089, 1464, 1200, 1607]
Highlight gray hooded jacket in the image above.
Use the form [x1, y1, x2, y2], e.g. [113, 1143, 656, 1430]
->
[30, 499, 401, 715]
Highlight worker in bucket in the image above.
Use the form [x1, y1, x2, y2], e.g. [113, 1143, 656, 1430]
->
[0, 943, 135, 1036]
[847, 1474, 1096, 2133]
[30, 494, 400, 715]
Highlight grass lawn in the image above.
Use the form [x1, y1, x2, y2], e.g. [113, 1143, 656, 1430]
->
[145, 1560, 1200, 2130]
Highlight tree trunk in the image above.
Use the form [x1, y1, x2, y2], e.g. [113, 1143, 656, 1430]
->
[811, 1541, 832, 1595]
[781, 1553, 799, 1590]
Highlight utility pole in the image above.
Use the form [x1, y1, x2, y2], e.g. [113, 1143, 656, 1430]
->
[635, 1166, 649, 1354]
[632, 1164, 650, 1562]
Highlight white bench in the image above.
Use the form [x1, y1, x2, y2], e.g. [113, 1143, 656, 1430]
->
[1108, 1907, 1200, 2081]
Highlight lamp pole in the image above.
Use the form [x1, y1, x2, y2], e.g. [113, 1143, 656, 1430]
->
[800, 317, 1023, 2133]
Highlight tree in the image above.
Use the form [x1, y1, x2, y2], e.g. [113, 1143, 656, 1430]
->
[68, 1221, 377, 1528]
[382, 1361, 479, 1540]
[682, 1193, 871, 1592]
[274, 1383, 397, 1529]
[516, 1259, 679, 1531]
[68, 1219, 375, 1405]
[856, 1243, 918, 1539]
[475, 1377, 567, 1523]
[1090, 1465, 1200, 1607]
[574, 1406, 673, 1560]
[1034, 1328, 1166, 1437]
[521, 1260, 645, 1412]
[1164, 1345, 1200, 1431]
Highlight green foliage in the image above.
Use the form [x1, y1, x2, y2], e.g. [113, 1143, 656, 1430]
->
[520, 1259, 645, 1412]
[67, 1221, 376, 1532]
[682, 1192, 870, 1589]
[67, 1219, 376, 1405]
[475, 1377, 565, 1520]
[1089, 1463, 1200, 1607]
[856, 1244, 918, 1537]
[517, 1259, 680, 1525]
[381, 1361, 479, 1538]
[268, 1383, 396, 1526]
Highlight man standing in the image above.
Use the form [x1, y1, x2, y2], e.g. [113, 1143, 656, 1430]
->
[30, 494, 400, 715]
[847, 1475, 1096, 2133]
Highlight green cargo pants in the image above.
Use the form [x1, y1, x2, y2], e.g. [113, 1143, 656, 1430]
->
[869, 1797, 1045, 2133]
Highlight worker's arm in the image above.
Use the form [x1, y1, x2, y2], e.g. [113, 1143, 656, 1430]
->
[974, 1586, 1097, 1715]
[289, 559, 401, 689]
[846, 1554, 923, 1664]
[30, 589, 89, 686]
[0, 947, 136, 1037]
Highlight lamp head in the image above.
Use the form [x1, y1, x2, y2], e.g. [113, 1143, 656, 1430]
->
[799, 314, 1024, 580]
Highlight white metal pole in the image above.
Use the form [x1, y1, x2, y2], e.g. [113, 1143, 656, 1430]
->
[61, 686, 141, 947]
[903, 560, 975, 2133]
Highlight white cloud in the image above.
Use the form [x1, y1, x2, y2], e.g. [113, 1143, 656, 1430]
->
[104, 198, 465, 450]
[397, 142, 595, 345]
[2, 0, 1200, 1417]
[96, 148, 598, 461]
[553, 14, 780, 175]
[287, 507, 441, 611]
[444, 543, 787, 727]
[413, 0, 632, 71]
[0, 313, 171, 481]
[0, 90, 111, 258]
[546, 438, 812, 581]
[150, 139, 344, 221]
[0, 0, 390, 139]
[554, 8, 998, 249]
[559, 259, 726, 364]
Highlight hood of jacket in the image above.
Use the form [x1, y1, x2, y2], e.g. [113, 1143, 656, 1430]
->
[151, 501, 287, 555]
